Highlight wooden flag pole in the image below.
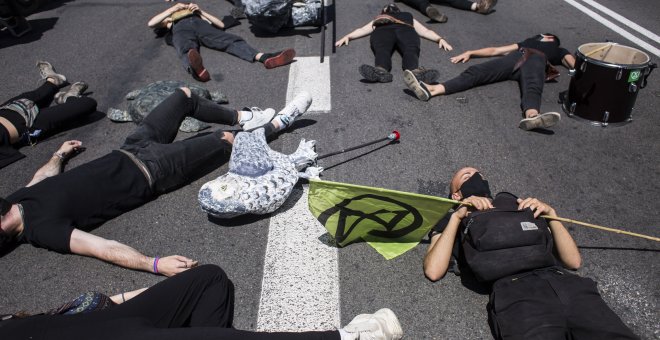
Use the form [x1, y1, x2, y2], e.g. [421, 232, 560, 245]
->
[446, 199, 659, 242]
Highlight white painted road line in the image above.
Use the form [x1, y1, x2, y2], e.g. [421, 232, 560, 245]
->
[563, 0, 660, 57]
[256, 185, 340, 332]
[581, 0, 660, 43]
[286, 56, 332, 114]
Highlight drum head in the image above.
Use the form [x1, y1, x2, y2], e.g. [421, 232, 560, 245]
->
[578, 43, 650, 68]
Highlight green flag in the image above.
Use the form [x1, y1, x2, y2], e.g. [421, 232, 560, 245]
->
[308, 179, 457, 259]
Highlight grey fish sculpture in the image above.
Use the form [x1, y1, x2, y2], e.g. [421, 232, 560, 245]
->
[199, 128, 322, 218]
[106, 80, 228, 133]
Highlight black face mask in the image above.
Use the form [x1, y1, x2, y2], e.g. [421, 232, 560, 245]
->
[459, 172, 491, 199]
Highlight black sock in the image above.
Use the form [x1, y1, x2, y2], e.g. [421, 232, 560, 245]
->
[258, 51, 280, 63]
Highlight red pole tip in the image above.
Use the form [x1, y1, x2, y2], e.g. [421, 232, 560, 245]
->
[389, 130, 401, 141]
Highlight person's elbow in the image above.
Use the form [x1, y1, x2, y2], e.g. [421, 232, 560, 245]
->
[423, 263, 448, 282]
[563, 256, 582, 270]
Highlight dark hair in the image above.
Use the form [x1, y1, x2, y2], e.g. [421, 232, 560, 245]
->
[541, 33, 560, 46]
[381, 3, 400, 14]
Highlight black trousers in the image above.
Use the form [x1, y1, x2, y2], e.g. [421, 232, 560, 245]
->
[120, 89, 276, 194]
[370, 25, 420, 72]
[399, 0, 474, 12]
[171, 16, 259, 72]
[0, 82, 97, 142]
[489, 268, 638, 340]
[442, 51, 546, 113]
[0, 265, 340, 340]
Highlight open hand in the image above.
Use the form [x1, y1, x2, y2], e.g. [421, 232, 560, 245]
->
[335, 36, 350, 47]
[157, 255, 199, 276]
[450, 51, 471, 64]
[439, 39, 453, 51]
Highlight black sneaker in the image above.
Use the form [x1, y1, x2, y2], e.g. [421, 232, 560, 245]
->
[411, 67, 440, 84]
[425, 6, 448, 23]
[359, 65, 393, 83]
[403, 70, 431, 101]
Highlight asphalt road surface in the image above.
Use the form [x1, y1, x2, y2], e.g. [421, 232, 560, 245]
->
[1, 0, 659, 339]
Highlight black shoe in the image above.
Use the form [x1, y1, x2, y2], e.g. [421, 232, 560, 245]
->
[359, 65, 393, 83]
[403, 70, 431, 101]
[425, 6, 448, 23]
[411, 67, 440, 84]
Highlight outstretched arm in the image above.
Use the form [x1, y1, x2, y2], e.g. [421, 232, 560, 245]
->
[27, 140, 82, 187]
[69, 229, 199, 277]
[517, 197, 582, 270]
[335, 21, 375, 47]
[412, 19, 452, 51]
[450, 43, 519, 64]
[424, 196, 493, 281]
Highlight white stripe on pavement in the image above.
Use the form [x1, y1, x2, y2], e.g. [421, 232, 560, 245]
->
[256, 185, 340, 332]
[562, 0, 660, 57]
[581, 0, 660, 43]
[286, 56, 332, 114]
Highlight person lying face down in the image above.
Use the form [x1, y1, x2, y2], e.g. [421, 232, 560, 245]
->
[404, 34, 577, 131]
[422, 167, 638, 339]
[0, 264, 403, 340]
[0, 88, 311, 277]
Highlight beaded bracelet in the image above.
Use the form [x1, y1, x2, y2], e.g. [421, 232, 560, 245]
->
[153, 256, 160, 274]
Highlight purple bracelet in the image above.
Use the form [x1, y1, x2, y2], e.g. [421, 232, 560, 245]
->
[153, 256, 160, 274]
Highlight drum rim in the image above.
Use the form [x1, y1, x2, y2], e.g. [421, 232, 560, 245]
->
[576, 43, 650, 69]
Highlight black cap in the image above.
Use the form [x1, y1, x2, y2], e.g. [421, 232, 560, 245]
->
[0, 197, 11, 216]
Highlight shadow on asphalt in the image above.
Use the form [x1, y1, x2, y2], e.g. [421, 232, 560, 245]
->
[0, 17, 57, 49]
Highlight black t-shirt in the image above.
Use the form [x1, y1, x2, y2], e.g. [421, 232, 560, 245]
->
[7, 151, 152, 253]
[517, 36, 571, 66]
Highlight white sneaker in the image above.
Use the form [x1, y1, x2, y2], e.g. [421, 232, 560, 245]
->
[276, 91, 312, 130]
[518, 111, 561, 130]
[343, 308, 403, 340]
[240, 107, 276, 131]
[36, 60, 66, 86]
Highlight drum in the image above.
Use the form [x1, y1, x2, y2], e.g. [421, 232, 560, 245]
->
[563, 43, 656, 127]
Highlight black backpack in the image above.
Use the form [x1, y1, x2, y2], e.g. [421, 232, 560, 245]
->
[460, 192, 556, 282]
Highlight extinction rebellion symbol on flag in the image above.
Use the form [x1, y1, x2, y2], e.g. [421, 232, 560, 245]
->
[308, 179, 456, 259]
[317, 194, 423, 245]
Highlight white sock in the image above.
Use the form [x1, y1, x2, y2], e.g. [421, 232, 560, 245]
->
[238, 110, 253, 125]
[338, 328, 357, 340]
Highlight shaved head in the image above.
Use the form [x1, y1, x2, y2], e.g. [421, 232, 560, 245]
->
[450, 167, 480, 200]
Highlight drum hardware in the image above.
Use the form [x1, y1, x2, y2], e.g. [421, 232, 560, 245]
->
[616, 68, 623, 80]
[602, 111, 610, 126]
[568, 69, 576, 76]
[629, 83, 637, 93]
[640, 63, 657, 89]
[580, 62, 587, 72]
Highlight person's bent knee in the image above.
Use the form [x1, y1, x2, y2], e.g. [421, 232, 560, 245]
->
[194, 264, 232, 284]
[178, 87, 192, 97]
